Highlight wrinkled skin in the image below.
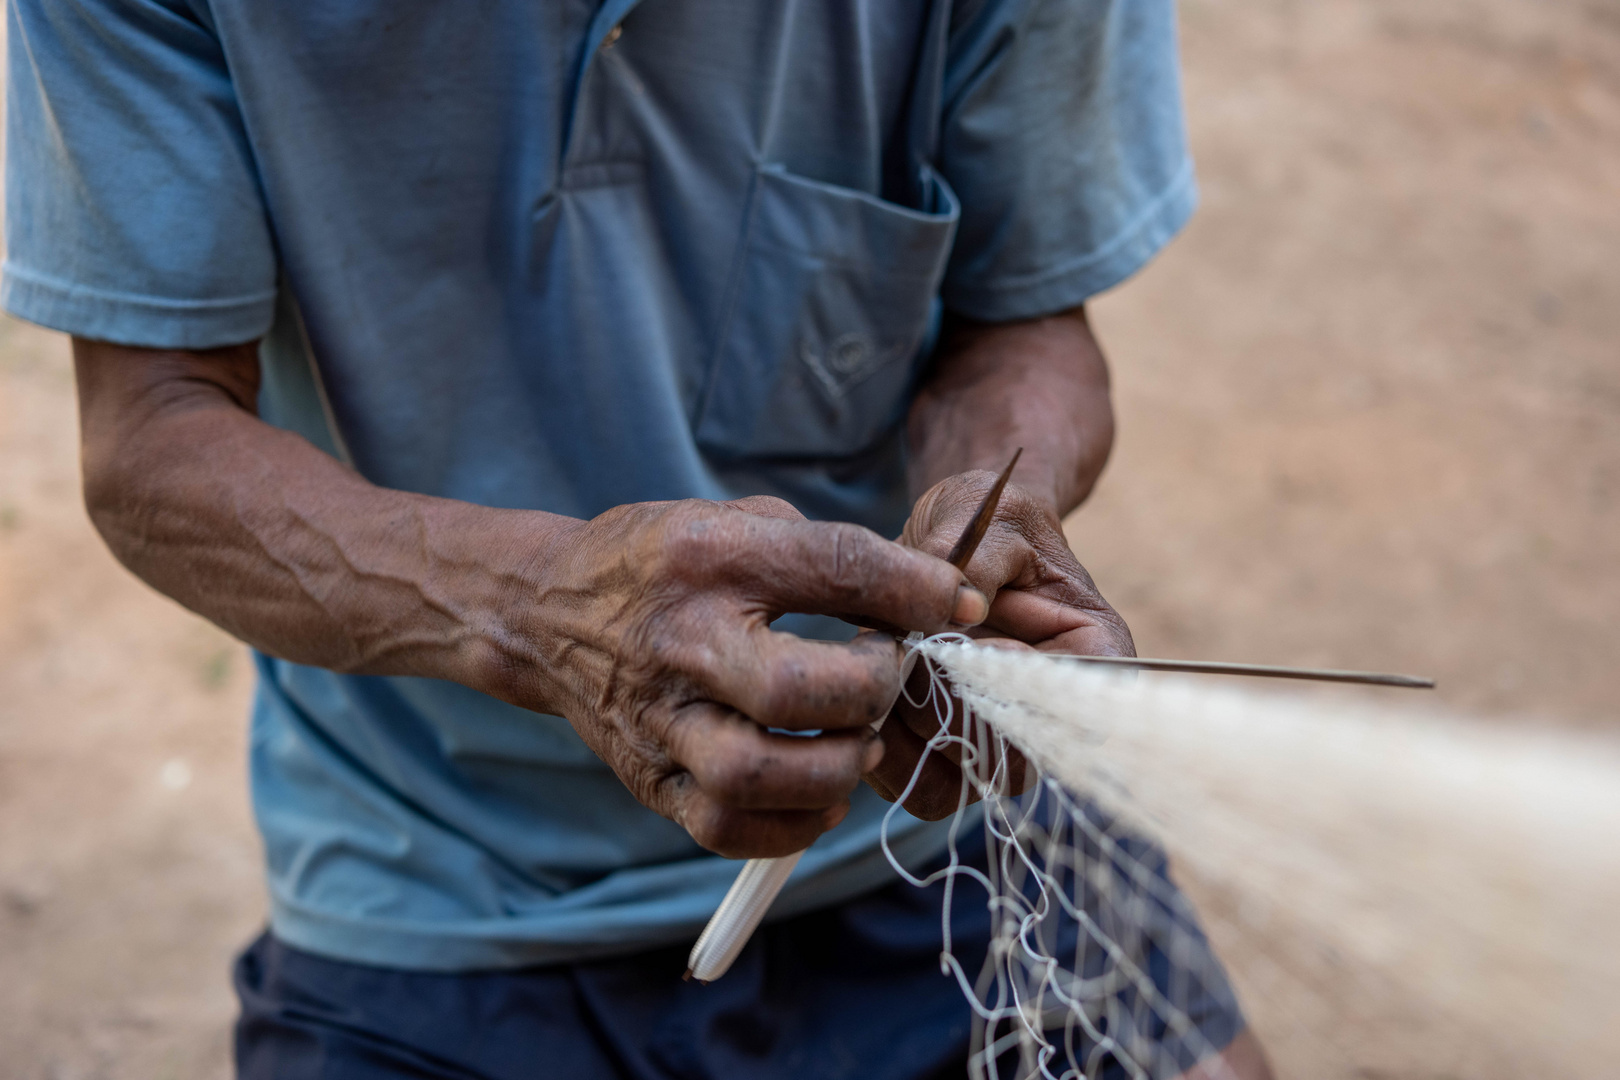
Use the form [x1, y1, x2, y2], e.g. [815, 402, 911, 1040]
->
[72, 336, 988, 860]
[72, 306, 1272, 1077]
[71, 307, 1117, 858]
[862, 471, 1136, 821]
[509, 494, 990, 857]
[857, 308, 1134, 820]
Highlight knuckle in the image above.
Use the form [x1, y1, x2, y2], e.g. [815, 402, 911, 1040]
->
[738, 495, 800, 520]
[704, 745, 770, 804]
[633, 623, 683, 669]
[656, 506, 722, 576]
[909, 470, 1005, 551]
[761, 496, 798, 516]
[627, 622, 715, 691]
[649, 766, 697, 823]
[819, 523, 880, 598]
[671, 637, 726, 688]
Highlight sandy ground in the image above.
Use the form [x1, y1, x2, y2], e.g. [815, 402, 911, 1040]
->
[1, 1, 1616, 1077]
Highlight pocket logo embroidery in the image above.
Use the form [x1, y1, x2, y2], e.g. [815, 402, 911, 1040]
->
[799, 333, 903, 400]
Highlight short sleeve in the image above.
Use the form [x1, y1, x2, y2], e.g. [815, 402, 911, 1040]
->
[3, 0, 277, 348]
[938, 0, 1196, 321]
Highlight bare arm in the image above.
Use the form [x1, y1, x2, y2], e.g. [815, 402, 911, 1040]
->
[75, 340, 555, 680]
[73, 338, 989, 858]
[906, 306, 1115, 513]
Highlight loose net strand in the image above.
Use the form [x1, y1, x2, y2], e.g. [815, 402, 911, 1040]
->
[878, 636, 1620, 1080]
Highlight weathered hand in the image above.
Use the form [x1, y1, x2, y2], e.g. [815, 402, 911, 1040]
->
[504, 495, 988, 858]
[863, 470, 1135, 820]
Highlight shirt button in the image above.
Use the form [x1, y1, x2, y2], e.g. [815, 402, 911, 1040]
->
[602, 23, 623, 49]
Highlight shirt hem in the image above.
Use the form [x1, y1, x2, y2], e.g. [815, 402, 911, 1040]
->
[942, 163, 1198, 322]
[0, 261, 277, 349]
[263, 817, 967, 973]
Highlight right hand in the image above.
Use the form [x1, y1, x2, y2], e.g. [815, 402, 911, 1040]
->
[496, 496, 989, 859]
[863, 470, 1135, 821]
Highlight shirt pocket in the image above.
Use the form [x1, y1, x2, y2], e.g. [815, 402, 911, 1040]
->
[694, 163, 960, 460]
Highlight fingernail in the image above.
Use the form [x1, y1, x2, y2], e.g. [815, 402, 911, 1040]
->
[951, 585, 989, 627]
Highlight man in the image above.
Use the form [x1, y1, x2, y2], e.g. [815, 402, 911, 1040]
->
[6, 0, 1270, 1076]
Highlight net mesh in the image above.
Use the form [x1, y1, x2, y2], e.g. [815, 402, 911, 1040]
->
[879, 636, 1620, 1080]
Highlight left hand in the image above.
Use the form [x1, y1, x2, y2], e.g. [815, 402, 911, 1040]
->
[862, 468, 1136, 819]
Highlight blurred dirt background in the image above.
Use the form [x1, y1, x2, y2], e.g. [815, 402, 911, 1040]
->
[1, 0, 1616, 1077]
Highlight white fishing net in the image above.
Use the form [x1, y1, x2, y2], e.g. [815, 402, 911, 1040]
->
[880, 636, 1620, 1080]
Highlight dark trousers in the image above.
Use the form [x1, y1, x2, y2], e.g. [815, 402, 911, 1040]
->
[235, 827, 1240, 1079]
[235, 858, 988, 1080]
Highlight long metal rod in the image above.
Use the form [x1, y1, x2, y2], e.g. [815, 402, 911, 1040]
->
[1052, 654, 1435, 689]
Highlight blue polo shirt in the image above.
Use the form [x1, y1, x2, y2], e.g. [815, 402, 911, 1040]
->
[4, 0, 1195, 970]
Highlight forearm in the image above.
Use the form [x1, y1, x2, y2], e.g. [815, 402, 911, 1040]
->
[73, 338, 572, 701]
[906, 306, 1114, 514]
[76, 337, 985, 857]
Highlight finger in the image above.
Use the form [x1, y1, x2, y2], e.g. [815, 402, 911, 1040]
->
[985, 590, 1135, 656]
[866, 714, 972, 822]
[628, 614, 905, 732]
[903, 479, 1053, 596]
[696, 629, 903, 732]
[901, 469, 1002, 558]
[662, 702, 882, 810]
[735, 517, 987, 633]
[670, 777, 851, 858]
